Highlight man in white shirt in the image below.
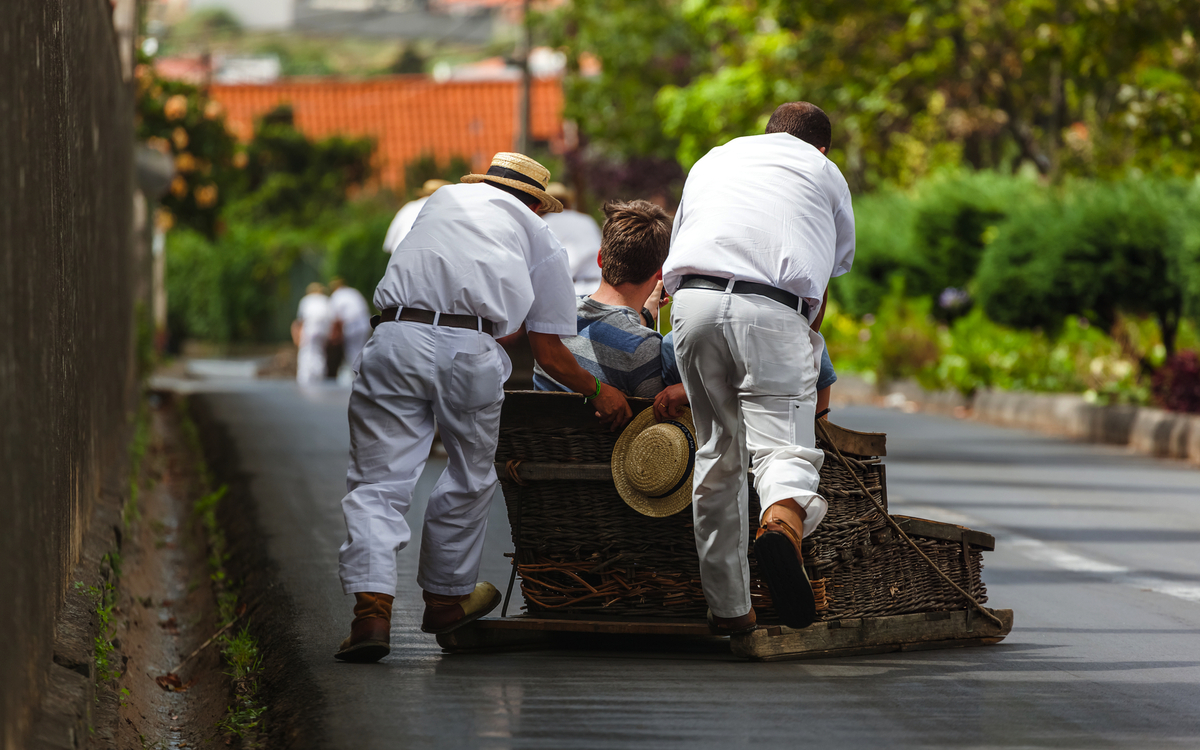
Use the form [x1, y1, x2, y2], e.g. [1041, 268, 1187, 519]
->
[543, 182, 603, 296]
[327, 278, 372, 377]
[381, 179, 449, 254]
[291, 283, 332, 384]
[663, 102, 855, 634]
[335, 153, 632, 663]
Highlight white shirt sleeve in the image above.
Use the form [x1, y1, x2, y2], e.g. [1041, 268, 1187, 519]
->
[831, 184, 855, 278]
[524, 228, 578, 337]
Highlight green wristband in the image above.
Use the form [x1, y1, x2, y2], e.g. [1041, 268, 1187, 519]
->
[582, 376, 602, 401]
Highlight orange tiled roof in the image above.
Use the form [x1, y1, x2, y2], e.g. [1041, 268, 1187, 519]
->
[210, 76, 563, 190]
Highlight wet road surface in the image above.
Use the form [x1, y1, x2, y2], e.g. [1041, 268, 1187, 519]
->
[188, 380, 1200, 749]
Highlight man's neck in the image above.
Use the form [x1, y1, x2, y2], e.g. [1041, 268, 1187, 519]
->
[589, 280, 655, 313]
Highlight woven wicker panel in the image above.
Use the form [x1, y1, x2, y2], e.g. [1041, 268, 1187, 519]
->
[497, 423, 984, 622]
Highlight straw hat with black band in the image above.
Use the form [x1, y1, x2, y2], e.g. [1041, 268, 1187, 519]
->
[462, 153, 564, 214]
[612, 407, 697, 518]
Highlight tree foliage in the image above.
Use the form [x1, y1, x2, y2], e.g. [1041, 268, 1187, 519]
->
[135, 62, 240, 237]
[545, 0, 1200, 191]
[236, 105, 375, 225]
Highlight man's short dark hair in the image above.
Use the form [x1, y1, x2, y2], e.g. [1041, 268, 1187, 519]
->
[765, 102, 832, 150]
[599, 200, 671, 287]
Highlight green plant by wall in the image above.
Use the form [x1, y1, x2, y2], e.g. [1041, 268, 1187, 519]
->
[74, 550, 124, 688]
[177, 398, 265, 745]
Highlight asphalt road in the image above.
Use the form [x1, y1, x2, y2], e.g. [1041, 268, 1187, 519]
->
[187, 379, 1200, 749]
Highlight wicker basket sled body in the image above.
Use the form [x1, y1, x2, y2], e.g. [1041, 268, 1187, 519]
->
[438, 392, 1013, 660]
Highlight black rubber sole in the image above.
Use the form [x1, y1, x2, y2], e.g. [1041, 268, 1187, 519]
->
[333, 640, 390, 663]
[755, 531, 817, 629]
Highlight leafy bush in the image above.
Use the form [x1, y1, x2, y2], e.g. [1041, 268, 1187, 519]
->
[167, 199, 395, 346]
[975, 179, 1190, 358]
[1152, 351, 1200, 413]
[828, 190, 918, 317]
[238, 105, 375, 224]
[830, 171, 1036, 318]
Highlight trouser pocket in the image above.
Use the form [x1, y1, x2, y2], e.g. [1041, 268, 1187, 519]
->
[445, 348, 503, 413]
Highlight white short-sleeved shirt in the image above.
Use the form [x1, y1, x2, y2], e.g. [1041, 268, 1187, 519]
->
[373, 183, 577, 338]
[663, 133, 855, 321]
[382, 196, 429, 254]
[543, 209, 603, 296]
[297, 293, 332, 344]
[329, 286, 371, 338]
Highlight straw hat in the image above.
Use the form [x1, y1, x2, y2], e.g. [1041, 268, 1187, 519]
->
[418, 178, 450, 198]
[612, 407, 697, 518]
[546, 181, 574, 209]
[462, 153, 563, 213]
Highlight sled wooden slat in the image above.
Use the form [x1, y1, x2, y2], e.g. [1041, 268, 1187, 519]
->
[437, 609, 1014, 659]
[731, 608, 1014, 661]
[494, 462, 612, 482]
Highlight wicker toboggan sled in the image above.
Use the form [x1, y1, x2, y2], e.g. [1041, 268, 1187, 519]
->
[437, 391, 1013, 660]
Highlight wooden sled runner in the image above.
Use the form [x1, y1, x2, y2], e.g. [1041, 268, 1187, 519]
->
[439, 391, 1014, 661]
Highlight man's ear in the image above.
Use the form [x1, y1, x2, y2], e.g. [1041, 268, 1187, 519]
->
[596, 249, 603, 269]
[656, 268, 663, 281]
[819, 146, 828, 155]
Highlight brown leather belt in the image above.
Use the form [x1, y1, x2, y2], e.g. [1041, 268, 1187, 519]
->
[371, 306, 495, 335]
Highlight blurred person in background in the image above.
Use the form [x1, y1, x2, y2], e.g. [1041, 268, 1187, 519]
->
[543, 182, 603, 296]
[383, 179, 451, 253]
[334, 153, 632, 664]
[326, 277, 372, 381]
[292, 282, 333, 385]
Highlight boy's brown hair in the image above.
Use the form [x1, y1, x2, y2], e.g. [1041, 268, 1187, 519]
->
[599, 199, 672, 287]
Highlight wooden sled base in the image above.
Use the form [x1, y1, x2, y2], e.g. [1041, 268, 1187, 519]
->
[437, 608, 1014, 661]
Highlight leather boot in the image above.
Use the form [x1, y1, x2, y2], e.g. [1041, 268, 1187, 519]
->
[420, 582, 501, 634]
[334, 592, 393, 663]
[755, 499, 818, 629]
[707, 608, 757, 636]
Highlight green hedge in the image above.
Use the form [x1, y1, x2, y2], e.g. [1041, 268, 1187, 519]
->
[167, 199, 394, 346]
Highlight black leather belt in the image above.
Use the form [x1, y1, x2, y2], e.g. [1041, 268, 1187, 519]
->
[678, 274, 810, 317]
[371, 307, 495, 335]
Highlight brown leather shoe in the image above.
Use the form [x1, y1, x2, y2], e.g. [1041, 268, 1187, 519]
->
[755, 499, 818, 629]
[707, 608, 757, 636]
[334, 592, 393, 663]
[420, 582, 501, 634]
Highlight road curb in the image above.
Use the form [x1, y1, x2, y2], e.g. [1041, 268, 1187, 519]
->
[832, 376, 1200, 467]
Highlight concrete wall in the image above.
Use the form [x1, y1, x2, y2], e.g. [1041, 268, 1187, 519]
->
[0, 2, 136, 747]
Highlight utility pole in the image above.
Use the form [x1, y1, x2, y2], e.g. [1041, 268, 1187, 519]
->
[516, 0, 531, 154]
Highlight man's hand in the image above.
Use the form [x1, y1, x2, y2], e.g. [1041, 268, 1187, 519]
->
[653, 383, 689, 422]
[528, 330, 631, 430]
[642, 280, 666, 327]
[592, 383, 632, 430]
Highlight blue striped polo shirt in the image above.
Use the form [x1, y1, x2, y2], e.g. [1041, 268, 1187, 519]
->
[533, 297, 664, 398]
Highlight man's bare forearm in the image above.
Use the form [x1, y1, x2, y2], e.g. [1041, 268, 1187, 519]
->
[527, 331, 599, 394]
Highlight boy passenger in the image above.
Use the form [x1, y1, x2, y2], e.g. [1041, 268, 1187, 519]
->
[534, 199, 672, 398]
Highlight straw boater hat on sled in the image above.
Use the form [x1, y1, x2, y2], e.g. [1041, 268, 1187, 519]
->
[611, 407, 698, 518]
[462, 153, 563, 214]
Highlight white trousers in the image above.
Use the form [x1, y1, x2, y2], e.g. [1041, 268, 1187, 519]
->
[297, 338, 327, 384]
[671, 288, 827, 619]
[338, 320, 510, 597]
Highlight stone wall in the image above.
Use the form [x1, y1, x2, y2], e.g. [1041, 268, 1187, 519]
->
[0, 2, 136, 746]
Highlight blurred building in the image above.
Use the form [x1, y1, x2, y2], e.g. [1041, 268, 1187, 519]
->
[158, 0, 562, 41]
[209, 75, 564, 189]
